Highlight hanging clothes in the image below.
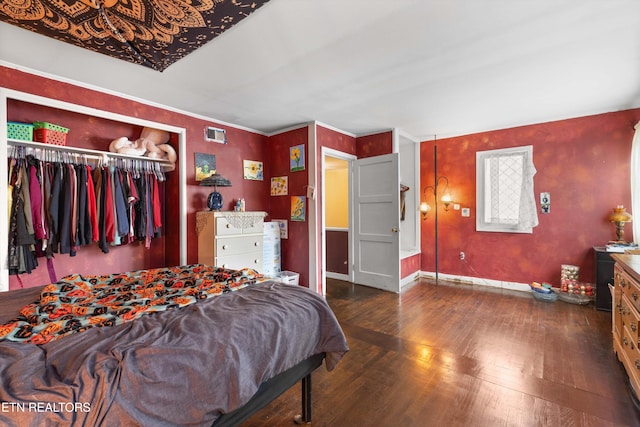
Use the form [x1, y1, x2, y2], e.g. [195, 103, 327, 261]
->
[7, 147, 166, 275]
[47, 162, 63, 255]
[8, 158, 38, 275]
[86, 165, 99, 244]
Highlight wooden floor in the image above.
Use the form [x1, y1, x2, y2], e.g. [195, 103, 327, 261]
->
[242, 278, 640, 427]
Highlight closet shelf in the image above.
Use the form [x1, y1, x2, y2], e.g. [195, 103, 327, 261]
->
[7, 138, 174, 170]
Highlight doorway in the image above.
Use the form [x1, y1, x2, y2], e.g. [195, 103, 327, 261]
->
[321, 148, 356, 296]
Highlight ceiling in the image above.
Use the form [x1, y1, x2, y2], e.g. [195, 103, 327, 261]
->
[1, 0, 640, 140]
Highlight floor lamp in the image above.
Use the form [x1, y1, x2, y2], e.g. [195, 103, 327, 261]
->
[420, 143, 450, 283]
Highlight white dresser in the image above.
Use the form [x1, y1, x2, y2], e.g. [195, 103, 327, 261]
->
[196, 211, 267, 272]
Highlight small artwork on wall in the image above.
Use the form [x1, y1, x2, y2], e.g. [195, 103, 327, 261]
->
[291, 196, 306, 222]
[243, 160, 263, 181]
[271, 176, 288, 196]
[290, 144, 305, 172]
[272, 219, 288, 239]
[195, 153, 216, 181]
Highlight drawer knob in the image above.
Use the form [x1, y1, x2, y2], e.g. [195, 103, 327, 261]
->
[226, 224, 231, 229]
[254, 242, 260, 247]
[632, 322, 637, 332]
[222, 245, 228, 250]
[636, 360, 640, 370]
[624, 337, 629, 346]
[634, 292, 638, 301]
[254, 259, 259, 264]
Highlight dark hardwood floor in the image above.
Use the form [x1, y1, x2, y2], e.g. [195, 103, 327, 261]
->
[242, 278, 640, 426]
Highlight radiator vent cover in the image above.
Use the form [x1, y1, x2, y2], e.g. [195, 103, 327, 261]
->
[205, 126, 227, 144]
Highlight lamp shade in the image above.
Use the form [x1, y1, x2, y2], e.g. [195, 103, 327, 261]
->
[200, 173, 232, 188]
[608, 205, 632, 223]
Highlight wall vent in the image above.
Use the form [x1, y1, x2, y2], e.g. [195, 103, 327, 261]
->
[205, 126, 227, 144]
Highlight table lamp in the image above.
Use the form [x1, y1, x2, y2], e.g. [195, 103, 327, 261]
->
[200, 173, 232, 211]
[608, 205, 632, 244]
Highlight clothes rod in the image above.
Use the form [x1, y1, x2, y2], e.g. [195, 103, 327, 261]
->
[7, 139, 172, 166]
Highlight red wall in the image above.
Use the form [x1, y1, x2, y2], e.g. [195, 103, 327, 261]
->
[357, 131, 393, 158]
[267, 126, 310, 286]
[401, 254, 421, 280]
[3, 66, 270, 289]
[421, 110, 640, 286]
[326, 230, 349, 274]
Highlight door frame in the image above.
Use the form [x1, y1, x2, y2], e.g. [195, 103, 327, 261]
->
[320, 147, 357, 296]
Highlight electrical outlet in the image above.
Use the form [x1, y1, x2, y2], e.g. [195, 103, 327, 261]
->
[459, 252, 465, 260]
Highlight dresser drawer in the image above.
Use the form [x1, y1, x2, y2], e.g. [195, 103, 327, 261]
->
[620, 321, 640, 390]
[215, 217, 242, 236]
[627, 279, 640, 314]
[622, 293, 640, 345]
[242, 219, 264, 234]
[215, 216, 264, 236]
[216, 236, 262, 256]
[216, 252, 263, 271]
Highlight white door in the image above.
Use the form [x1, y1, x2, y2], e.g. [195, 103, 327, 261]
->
[353, 153, 400, 292]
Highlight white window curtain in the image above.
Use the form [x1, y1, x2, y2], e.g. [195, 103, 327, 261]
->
[482, 148, 538, 231]
[631, 121, 640, 243]
[517, 150, 538, 231]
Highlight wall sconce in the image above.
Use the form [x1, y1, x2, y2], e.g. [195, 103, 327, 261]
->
[608, 205, 633, 243]
[441, 192, 453, 211]
[420, 202, 430, 220]
[422, 176, 451, 219]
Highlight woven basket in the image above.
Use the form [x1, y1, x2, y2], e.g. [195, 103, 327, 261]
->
[33, 122, 69, 146]
[7, 122, 34, 141]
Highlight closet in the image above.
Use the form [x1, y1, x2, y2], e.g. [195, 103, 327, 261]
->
[0, 89, 187, 292]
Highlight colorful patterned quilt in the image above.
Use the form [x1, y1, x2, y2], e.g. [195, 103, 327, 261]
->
[0, 264, 261, 344]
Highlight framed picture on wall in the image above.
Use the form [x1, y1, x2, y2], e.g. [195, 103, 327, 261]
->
[290, 144, 305, 172]
[243, 160, 263, 180]
[272, 219, 288, 239]
[291, 196, 306, 222]
[195, 153, 216, 181]
[271, 176, 288, 196]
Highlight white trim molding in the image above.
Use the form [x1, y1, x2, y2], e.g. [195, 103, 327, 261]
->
[419, 271, 530, 293]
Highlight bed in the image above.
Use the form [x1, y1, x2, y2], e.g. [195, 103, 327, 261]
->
[0, 264, 349, 426]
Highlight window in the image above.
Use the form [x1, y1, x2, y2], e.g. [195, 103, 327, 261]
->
[476, 145, 538, 233]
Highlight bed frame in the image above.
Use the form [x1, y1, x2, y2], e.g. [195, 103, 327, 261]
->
[0, 279, 343, 426]
[212, 352, 325, 426]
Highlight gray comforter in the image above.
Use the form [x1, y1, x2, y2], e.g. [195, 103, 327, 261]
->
[0, 281, 349, 426]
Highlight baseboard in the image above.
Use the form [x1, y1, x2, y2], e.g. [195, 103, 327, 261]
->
[401, 272, 421, 288]
[326, 272, 350, 281]
[419, 271, 530, 293]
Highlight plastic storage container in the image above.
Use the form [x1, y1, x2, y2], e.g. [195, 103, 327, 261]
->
[33, 122, 69, 146]
[279, 271, 299, 286]
[7, 122, 34, 141]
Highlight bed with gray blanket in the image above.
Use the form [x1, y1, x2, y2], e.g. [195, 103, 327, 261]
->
[0, 264, 349, 426]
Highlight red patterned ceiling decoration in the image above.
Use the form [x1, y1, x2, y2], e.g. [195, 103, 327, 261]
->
[0, 0, 270, 71]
